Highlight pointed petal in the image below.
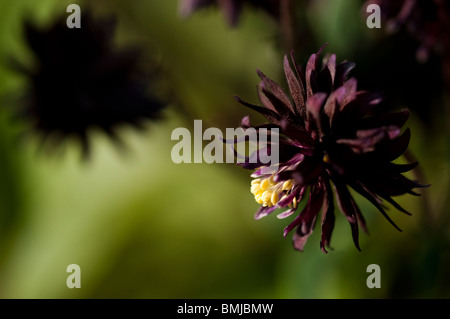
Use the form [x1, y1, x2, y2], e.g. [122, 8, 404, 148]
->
[257, 82, 277, 112]
[234, 95, 280, 123]
[359, 109, 410, 130]
[254, 205, 278, 220]
[350, 182, 402, 231]
[257, 69, 295, 116]
[327, 54, 336, 88]
[335, 61, 355, 87]
[277, 208, 296, 219]
[284, 55, 305, 117]
[305, 53, 318, 98]
[324, 85, 346, 128]
[320, 179, 335, 253]
[374, 128, 411, 162]
[284, 183, 324, 238]
[340, 78, 358, 110]
[332, 178, 357, 224]
[306, 93, 327, 134]
[336, 126, 401, 153]
[385, 161, 418, 173]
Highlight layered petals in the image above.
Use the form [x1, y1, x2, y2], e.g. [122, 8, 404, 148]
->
[234, 46, 426, 252]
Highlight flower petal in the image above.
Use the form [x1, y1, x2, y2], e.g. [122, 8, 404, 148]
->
[332, 177, 361, 250]
[306, 92, 327, 135]
[254, 205, 278, 220]
[284, 183, 324, 241]
[349, 181, 402, 231]
[305, 53, 318, 98]
[257, 69, 295, 116]
[284, 54, 305, 117]
[336, 126, 401, 153]
[320, 179, 335, 253]
[359, 109, 410, 130]
[234, 95, 280, 123]
[334, 61, 355, 87]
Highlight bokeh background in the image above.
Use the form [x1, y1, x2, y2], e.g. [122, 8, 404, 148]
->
[0, 0, 449, 298]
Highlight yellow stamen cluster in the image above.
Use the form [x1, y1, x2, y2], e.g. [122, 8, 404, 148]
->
[251, 176, 294, 207]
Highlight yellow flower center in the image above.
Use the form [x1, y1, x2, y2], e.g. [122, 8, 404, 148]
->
[251, 175, 295, 208]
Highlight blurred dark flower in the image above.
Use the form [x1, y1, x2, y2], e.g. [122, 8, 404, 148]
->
[14, 12, 166, 156]
[234, 46, 426, 252]
[179, 0, 281, 26]
[364, 0, 450, 63]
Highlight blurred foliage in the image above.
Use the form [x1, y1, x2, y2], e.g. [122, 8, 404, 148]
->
[0, 0, 448, 299]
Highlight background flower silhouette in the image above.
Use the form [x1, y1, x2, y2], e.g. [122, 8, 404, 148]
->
[12, 10, 166, 157]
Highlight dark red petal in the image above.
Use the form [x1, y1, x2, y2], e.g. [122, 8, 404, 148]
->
[287, 184, 325, 251]
[257, 69, 295, 115]
[277, 192, 298, 208]
[332, 178, 357, 224]
[340, 78, 358, 110]
[317, 58, 333, 93]
[320, 179, 335, 253]
[324, 85, 347, 128]
[336, 126, 401, 153]
[234, 95, 280, 123]
[363, 169, 427, 196]
[332, 177, 361, 250]
[385, 161, 418, 173]
[254, 205, 278, 220]
[277, 208, 296, 219]
[289, 159, 323, 187]
[326, 54, 337, 88]
[306, 93, 327, 134]
[290, 50, 306, 91]
[380, 195, 412, 216]
[349, 219, 361, 251]
[260, 85, 297, 121]
[241, 115, 251, 128]
[305, 53, 318, 98]
[283, 55, 306, 117]
[257, 82, 277, 112]
[349, 181, 402, 231]
[374, 127, 411, 162]
[334, 61, 356, 87]
[284, 184, 324, 237]
[359, 109, 410, 130]
[278, 185, 306, 208]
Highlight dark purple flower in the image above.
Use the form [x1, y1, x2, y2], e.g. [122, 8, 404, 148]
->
[13, 12, 166, 157]
[179, 0, 281, 26]
[234, 46, 427, 252]
[364, 0, 450, 63]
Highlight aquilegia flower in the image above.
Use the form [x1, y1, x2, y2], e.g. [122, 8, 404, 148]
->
[179, 0, 281, 26]
[14, 12, 166, 156]
[234, 46, 426, 252]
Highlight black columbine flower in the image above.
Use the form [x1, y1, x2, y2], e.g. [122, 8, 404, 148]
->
[364, 0, 450, 62]
[179, 0, 281, 26]
[15, 12, 165, 156]
[234, 46, 426, 252]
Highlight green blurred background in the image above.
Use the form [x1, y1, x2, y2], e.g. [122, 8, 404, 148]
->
[0, 0, 448, 298]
